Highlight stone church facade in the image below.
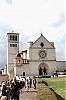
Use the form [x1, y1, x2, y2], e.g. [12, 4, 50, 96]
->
[7, 33, 66, 78]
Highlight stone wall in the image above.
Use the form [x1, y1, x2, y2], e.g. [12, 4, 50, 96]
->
[0, 74, 8, 84]
[56, 61, 66, 71]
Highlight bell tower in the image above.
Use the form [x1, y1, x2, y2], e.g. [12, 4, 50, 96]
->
[7, 32, 19, 78]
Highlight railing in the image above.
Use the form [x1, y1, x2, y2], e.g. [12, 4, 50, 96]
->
[16, 59, 29, 66]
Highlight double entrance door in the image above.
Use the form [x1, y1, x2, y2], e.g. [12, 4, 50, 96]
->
[39, 63, 48, 75]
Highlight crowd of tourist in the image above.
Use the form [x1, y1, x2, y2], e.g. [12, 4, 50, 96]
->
[0, 76, 37, 100]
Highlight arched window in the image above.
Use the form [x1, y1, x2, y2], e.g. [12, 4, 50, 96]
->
[10, 35, 12, 40]
[15, 36, 17, 41]
[13, 35, 14, 41]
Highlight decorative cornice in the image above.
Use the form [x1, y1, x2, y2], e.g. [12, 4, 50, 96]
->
[29, 60, 56, 62]
[56, 61, 66, 62]
[29, 47, 55, 49]
[7, 33, 19, 35]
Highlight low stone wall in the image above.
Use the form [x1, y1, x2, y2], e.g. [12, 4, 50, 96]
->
[0, 74, 8, 84]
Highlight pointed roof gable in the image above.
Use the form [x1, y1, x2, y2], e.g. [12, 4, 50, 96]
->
[30, 34, 55, 48]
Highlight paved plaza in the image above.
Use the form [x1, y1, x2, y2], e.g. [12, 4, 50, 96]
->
[20, 85, 57, 100]
[20, 87, 37, 100]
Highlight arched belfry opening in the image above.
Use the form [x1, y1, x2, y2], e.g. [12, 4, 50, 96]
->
[38, 63, 48, 75]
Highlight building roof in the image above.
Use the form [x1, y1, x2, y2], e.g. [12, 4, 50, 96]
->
[7, 32, 19, 35]
[30, 33, 55, 48]
[22, 50, 27, 53]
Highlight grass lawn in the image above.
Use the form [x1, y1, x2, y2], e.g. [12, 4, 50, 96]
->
[40, 76, 66, 100]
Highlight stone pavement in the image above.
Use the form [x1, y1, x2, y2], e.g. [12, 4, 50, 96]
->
[20, 84, 57, 100]
[20, 87, 37, 100]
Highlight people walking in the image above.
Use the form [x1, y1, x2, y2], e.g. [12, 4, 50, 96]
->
[1, 83, 7, 100]
[26, 79, 30, 92]
[24, 77, 27, 88]
[11, 80, 17, 100]
[33, 76, 37, 89]
[0, 76, 37, 100]
[11, 77, 21, 100]
[29, 77, 32, 88]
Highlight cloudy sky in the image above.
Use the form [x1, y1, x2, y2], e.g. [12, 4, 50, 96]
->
[0, 0, 65, 68]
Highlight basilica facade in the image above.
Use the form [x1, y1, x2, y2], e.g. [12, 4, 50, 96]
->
[7, 33, 66, 78]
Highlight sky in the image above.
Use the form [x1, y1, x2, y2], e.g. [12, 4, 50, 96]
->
[0, 0, 65, 68]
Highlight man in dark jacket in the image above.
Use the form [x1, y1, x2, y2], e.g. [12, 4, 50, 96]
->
[1, 84, 7, 100]
[11, 78, 21, 100]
